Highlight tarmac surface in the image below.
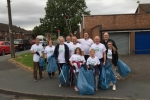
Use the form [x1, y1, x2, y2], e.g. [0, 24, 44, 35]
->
[0, 53, 150, 100]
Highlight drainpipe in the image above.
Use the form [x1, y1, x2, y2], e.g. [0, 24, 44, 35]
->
[82, 14, 85, 38]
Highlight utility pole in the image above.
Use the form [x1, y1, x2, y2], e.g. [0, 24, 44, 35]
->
[7, 0, 15, 58]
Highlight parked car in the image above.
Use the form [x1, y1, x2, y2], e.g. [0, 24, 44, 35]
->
[30, 39, 35, 45]
[0, 41, 11, 55]
[36, 35, 47, 46]
[14, 39, 31, 51]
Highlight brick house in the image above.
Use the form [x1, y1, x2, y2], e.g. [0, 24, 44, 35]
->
[79, 3, 150, 55]
[0, 23, 33, 40]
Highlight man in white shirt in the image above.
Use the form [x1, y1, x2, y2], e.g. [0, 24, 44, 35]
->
[90, 36, 106, 72]
[78, 33, 94, 61]
[64, 35, 73, 47]
[69, 36, 83, 56]
[30, 38, 44, 82]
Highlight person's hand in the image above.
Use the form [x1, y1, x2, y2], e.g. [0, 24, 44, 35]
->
[82, 62, 84, 65]
[71, 63, 74, 67]
[96, 64, 100, 67]
[70, 32, 73, 37]
[31, 51, 36, 54]
[45, 58, 47, 62]
[103, 62, 106, 66]
[36, 52, 40, 56]
[87, 65, 90, 69]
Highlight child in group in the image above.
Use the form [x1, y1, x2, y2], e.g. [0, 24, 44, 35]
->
[69, 47, 85, 91]
[87, 49, 100, 91]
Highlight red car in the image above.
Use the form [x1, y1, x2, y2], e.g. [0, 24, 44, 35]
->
[0, 41, 11, 55]
[30, 39, 35, 45]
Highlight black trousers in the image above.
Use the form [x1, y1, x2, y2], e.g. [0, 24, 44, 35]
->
[84, 55, 89, 61]
[58, 63, 65, 75]
[99, 58, 104, 75]
[48, 72, 55, 76]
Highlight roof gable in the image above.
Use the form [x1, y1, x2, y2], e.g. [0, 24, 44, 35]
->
[139, 3, 150, 13]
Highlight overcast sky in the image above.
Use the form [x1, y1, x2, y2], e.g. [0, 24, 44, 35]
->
[0, 0, 150, 30]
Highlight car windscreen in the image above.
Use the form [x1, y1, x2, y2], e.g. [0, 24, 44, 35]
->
[39, 39, 43, 41]
[14, 40, 23, 44]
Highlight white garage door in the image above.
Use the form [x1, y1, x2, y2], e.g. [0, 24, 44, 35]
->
[109, 32, 129, 55]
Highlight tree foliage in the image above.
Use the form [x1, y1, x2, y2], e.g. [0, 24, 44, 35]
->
[32, 25, 44, 36]
[38, 0, 90, 37]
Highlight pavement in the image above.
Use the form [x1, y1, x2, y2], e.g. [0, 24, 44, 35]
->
[0, 53, 150, 100]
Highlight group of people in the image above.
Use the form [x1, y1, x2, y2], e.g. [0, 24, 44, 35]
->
[30, 32, 119, 92]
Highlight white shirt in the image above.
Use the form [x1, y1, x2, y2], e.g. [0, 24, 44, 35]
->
[78, 38, 93, 55]
[90, 43, 106, 59]
[69, 54, 85, 72]
[58, 44, 66, 63]
[30, 44, 44, 62]
[87, 56, 100, 66]
[107, 49, 112, 59]
[64, 41, 73, 48]
[44, 45, 55, 61]
[69, 43, 83, 56]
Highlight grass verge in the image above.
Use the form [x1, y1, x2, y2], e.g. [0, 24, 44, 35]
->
[13, 52, 33, 69]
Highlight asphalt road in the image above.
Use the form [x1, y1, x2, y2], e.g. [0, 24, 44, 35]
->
[0, 50, 30, 61]
[0, 60, 150, 100]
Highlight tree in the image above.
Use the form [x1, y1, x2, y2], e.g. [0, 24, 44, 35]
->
[32, 25, 44, 36]
[40, 0, 90, 37]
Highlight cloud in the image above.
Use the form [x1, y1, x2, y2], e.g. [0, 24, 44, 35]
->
[0, 0, 47, 30]
[0, 0, 150, 30]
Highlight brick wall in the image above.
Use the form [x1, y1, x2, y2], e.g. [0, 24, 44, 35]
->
[79, 13, 150, 55]
[0, 31, 32, 40]
[84, 13, 150, 31]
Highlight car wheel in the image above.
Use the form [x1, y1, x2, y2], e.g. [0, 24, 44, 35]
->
[2, 50, 5, 56]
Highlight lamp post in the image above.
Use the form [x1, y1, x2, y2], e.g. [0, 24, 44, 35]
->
[7, 0, 15, 58]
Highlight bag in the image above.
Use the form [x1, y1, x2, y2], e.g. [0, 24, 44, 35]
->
[100, 66, 110, 90]
[117, 59, 131, 77]
[83, 68, 95, 90]
[100, 63, 116, 90]
[59, 64, 69, 85]
[39, 57, 45, 71]
[77, 67, 95, 95]
[81, 63, 87, 70]
[46, 54, 58, 73]
[105, 63, 116, 84]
